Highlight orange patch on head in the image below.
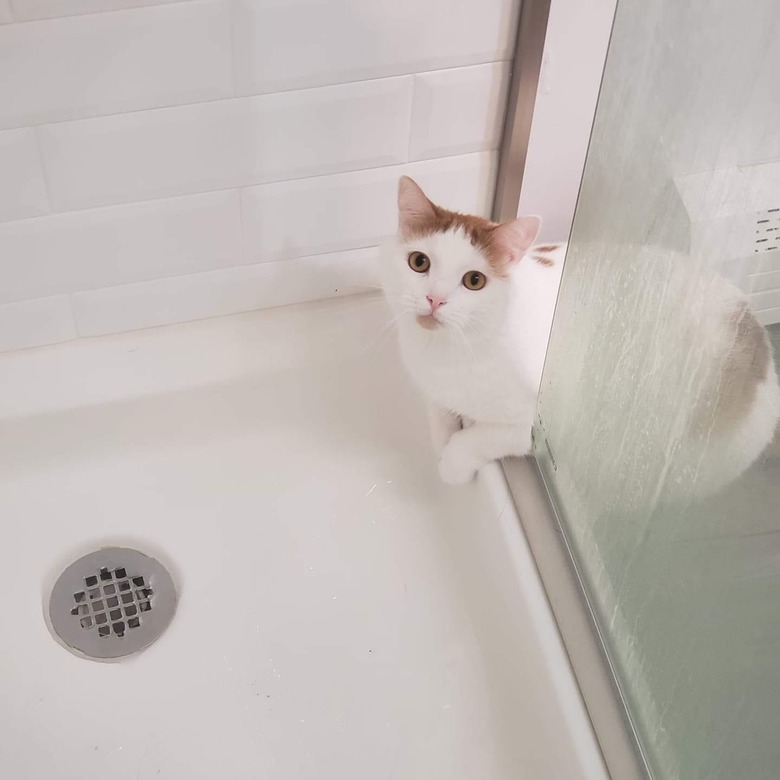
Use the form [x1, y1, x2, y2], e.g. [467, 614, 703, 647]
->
[534, 244, 561, 253]
[531, 254, 555, 267]
[400, 192, 505, 271]
[397, 176, 541, 276]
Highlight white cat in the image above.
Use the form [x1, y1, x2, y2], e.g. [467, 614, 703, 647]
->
[380, 176, 564, 484]
[380, 176, 780, 495]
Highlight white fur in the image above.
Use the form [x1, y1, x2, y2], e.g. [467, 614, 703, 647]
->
[380, 227, 564, 484]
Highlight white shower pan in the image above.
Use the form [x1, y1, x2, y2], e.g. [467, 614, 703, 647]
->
[0, 295, 606, 780]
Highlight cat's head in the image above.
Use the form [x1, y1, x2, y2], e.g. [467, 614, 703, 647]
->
[381, 176, 541, 336]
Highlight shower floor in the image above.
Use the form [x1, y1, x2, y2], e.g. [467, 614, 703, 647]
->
[0, 296, 605, 780]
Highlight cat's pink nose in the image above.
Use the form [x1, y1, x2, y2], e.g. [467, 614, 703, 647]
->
[426, 295, 447, 313]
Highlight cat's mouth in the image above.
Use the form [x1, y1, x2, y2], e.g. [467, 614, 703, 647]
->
[416, 314, 441, 330]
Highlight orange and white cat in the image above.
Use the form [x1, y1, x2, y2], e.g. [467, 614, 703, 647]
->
[380, 176, 564, 484]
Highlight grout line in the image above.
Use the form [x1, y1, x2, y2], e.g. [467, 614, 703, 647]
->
[6, 0, 198, 26]
[0, 58, 513, 133]
[26, 243, 381, 302]
[0, 149, 499, 226]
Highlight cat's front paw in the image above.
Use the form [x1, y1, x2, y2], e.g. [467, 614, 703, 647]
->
[438, 440, 478, 485]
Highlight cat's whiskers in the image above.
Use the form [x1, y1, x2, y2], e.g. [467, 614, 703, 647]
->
[374, 307, 407, 342]
[449, 319, 481, 374]
[459, 310, 493, 335]
[460, 316, 487, 339]
[368, 307, 410, 360]
[446, 312, 487, 345]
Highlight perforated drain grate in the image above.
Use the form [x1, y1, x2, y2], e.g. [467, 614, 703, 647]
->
[48, 547, 176, 661]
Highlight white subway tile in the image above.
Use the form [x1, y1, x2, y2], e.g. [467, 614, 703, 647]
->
[0, 190, 242, 303]
[748, 270, 780, 294]
[758, 249, 780, 275]
[756, 307, 780, 326]
[0, 295, 76, 352]
[752, 288, 780, 312]
[73, 247, 379, 336]
[0, 1, 12, 23]
[241, 152, 498, 263]
[0, 129, 50, 222]
[0, 1, 232, 129]
[10, 0, 189, 22]
[231, 0, 519, 95]
[39, 78, 413, 210]
[410, 62, 510, 161]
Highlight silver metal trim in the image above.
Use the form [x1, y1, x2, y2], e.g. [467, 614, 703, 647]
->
[502, 457, 650, 780]
[492, 0, 552, 222]
[493, 4, 649, 777]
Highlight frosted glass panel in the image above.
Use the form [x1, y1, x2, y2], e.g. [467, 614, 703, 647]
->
[535, 1, 780, 778]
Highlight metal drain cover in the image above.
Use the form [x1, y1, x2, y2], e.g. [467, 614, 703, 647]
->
[48, 547, 177, 660]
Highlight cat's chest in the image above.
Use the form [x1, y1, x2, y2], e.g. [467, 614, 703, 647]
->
[400, 332, 532, 421]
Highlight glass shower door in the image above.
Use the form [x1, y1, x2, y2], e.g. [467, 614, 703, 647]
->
[534, 1, 780, 778]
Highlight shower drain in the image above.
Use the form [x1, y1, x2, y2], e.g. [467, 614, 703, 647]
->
[48, 547, 177, 660]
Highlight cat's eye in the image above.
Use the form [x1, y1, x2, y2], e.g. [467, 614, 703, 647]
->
[462, 271, 487, 291]
[408, 251, 430, 273]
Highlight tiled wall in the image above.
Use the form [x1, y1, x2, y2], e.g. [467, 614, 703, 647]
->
[0, 0, 518, 352]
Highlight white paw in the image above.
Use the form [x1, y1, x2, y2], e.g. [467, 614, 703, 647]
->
[438, 441, 478, 485]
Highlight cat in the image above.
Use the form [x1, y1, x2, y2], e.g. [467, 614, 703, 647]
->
[380, 175, 564, 484]
[380, 176, 780, 497]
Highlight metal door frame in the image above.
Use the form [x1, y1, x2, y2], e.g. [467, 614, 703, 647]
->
[492, 3, 649, 777]
[492, 0, 551, 222]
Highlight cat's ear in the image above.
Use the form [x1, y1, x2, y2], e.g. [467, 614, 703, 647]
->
[491, 215, 542, 266]
[398, 176, 436, 236]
